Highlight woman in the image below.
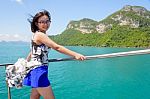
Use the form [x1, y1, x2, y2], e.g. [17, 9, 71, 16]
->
[23, 10, 86, 99]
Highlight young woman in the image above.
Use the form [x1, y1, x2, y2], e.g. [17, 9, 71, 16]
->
[23, 10, 86, 99]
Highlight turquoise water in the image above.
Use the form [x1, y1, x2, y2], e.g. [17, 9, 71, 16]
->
[0, 43, 150, 99]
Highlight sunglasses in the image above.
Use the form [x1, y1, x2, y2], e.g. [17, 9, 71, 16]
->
[38, 20, 51, 24]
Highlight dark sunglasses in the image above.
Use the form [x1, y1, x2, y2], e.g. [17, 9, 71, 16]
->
[38, 20, 51, 24]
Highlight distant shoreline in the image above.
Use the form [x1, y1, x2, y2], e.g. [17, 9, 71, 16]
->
[0, 41, 29, 44]
[0, 41, 149, 49]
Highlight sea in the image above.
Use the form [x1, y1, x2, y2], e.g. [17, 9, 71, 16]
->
[0, 42, 150, 99]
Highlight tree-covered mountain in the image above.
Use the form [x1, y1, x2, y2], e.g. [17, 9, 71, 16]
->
[50, 5, 150, 48]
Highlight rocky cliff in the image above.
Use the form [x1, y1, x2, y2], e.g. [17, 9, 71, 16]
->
[66, 5, 150, 33]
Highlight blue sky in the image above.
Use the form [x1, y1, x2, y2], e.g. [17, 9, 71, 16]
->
[0, 0, 150, 41]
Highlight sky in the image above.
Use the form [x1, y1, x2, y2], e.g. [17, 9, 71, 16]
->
[0, 0, 150, 42]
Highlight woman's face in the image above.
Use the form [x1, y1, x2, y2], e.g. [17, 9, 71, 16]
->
[37, 15, 50, 33]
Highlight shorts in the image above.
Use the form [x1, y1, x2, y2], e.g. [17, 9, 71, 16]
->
[23, 65, 50, 88]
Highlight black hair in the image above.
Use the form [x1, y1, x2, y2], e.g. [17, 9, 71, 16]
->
[28, 10, 51, 33]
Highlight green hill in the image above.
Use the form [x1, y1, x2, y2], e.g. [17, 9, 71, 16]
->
[50, 5, 150, 48]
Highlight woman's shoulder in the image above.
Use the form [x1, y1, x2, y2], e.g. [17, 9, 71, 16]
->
[34, 31, 47, 38]
[33, 31, 49, 44]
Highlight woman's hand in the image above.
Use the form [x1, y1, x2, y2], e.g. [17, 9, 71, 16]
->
[74, 53, 86, 61]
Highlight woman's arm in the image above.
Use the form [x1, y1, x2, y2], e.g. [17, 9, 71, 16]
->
[34, 32, 86, 60]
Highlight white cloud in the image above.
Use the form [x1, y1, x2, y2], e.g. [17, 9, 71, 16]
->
[11, 0, 24, 4]
[0, 34, 30, 42]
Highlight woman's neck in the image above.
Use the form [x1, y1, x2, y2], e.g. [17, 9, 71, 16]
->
[38, 30, 46, 34]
